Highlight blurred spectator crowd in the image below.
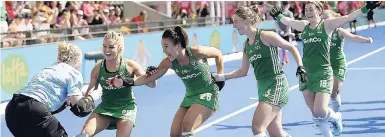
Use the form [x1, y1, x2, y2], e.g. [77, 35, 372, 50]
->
[1, 1, 385, 49]
[0, 1, 136, 48]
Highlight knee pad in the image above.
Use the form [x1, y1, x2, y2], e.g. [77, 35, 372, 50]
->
[75, 133, 89, 137]
[254, 132, 267, 137]
[182, 132, 195, 137]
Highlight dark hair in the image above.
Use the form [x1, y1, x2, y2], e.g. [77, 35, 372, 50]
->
[162, 26, 189, 48]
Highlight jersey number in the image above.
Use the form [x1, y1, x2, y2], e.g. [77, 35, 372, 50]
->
[200, 93, 212, 101]
[320, 80, 328, 88]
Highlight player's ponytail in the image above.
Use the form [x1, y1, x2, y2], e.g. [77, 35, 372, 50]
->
[174, 26, 189, 48]
[162, 26, 189, 48]
[249, 5, 265, 23]
[234, 6, 264, 25]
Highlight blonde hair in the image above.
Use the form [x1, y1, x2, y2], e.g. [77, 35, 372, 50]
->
[306, 1, 324, 15]
[104, 31, 124, 57]
[57, 42, 82, 65]
[234, 5, 265, 25]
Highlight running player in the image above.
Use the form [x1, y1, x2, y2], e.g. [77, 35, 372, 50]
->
[270, 1, 381, 137]
[5, 42, 101, 137]
[107, 26, 225, 137]
[77, 31, 157, 137]
[215, 5, 307, 137]
[276, 1, 295, 66]
[322, 10, 374, 112]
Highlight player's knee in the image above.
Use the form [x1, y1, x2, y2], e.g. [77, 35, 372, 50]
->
[181, 120, 193, 132]
[81, 121, 97, 136]
[251, 124, 267, 136]
[313, 106, 328, 117]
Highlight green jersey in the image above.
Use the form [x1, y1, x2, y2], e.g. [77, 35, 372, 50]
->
[301, 20, 331, 71]
[172, 46, 217, 97]
[244, 30, 284, 80]
[330, 28, 346, 67]
[98, 59, 136, 107]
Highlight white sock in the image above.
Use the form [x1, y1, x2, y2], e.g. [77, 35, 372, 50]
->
[284, 132, 292, 137]
[330, 95, 341, 112]
[254, 132, 267, 137]
[182, 132, 194, 137]
[319, 120, 334, 137]
[328, 107, 340, 122]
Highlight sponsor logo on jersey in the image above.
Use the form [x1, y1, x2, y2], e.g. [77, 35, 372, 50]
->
[248, 54, 262, 63]
[181, 72, 202, 80]
[303, 37, 322, 44]
[102, 85, 125, 90]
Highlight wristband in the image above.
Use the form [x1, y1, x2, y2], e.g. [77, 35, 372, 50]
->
[217, 73, 227, 81]
[360, 6, 368, 14]
[277, 14, 285, 21]
[122, 78, 135, 87]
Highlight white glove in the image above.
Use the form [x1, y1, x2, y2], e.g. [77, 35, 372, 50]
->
[367, 37, 373, 43]
[212, 73, 226, 81]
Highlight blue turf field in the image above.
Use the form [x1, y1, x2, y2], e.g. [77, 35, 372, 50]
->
[1, 26, 385, 137]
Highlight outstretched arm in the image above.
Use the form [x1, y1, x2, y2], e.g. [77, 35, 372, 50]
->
[338, 28, 373, 43]
[133, 58, 171, 86]
[224, 41, 250, 80]
[270, 7, 309, 31]
[126, 59, 157, 88]
[193, 46, 224, 74]
[325, 2, 382, 33]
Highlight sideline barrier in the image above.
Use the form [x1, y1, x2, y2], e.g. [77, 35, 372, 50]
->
[1, 9, 385, 102]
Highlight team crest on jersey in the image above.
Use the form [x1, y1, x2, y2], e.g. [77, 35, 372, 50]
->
[191, 60, 196, 66]
[192, 60, 200, 69]
[182, 69, 190, 74]
[254, 40, 259, 45]
[100, 76, 105, 80]
[317, 26, 322, 33]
